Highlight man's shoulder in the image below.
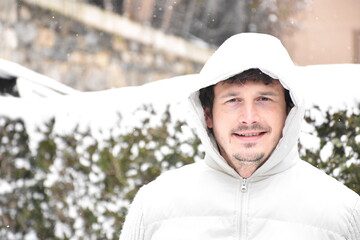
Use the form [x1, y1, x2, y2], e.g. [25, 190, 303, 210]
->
[142, 161, 205, 191]
[137, 161, 224, 224]
[297, 159, 359, 202]
[140, 160, 235, 202]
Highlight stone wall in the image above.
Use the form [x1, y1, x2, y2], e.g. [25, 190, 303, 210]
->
[0, 0, 212, 91]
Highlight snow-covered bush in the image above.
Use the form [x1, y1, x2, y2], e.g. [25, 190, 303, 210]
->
[0, 105, 203, 240]
[0, 103, 359, 239]
[300, 104, 360, 194]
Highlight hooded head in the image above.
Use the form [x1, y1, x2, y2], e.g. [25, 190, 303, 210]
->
[188, 33, 304, 180]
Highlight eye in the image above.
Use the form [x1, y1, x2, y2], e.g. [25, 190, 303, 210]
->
[226, 98, 240, 103]
[258, 97, 271, 102]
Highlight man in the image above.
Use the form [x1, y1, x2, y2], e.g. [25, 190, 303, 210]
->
[120, 33, 360, 239]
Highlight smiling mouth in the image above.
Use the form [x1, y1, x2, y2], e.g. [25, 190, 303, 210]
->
[237, 132, 264, 137]
[235, 132, 266, 136]
[233, 132, 267, 141]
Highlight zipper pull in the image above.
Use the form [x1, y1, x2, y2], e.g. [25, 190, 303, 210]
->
[241, 178, 247, 192]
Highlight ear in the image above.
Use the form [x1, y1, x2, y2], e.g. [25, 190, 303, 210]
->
[204, 107, 213, 128]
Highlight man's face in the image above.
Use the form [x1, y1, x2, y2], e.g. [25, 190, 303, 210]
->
[205, 79, 287, 173]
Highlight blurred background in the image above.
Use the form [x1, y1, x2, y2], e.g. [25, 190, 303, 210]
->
[1, 0, 359, 91]
[0, 1, 359, 240]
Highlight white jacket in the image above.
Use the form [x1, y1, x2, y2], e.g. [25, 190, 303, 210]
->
[120, 33, 360, 240]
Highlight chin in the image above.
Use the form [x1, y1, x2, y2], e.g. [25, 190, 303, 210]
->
[232, 152, 265, 164]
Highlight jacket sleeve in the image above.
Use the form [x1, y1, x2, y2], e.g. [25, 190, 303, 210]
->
[119, 187, 145, 240]
[347, 198, 360, 240]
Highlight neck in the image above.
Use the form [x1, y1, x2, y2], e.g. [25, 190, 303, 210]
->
[226, 158, 266, 179]
[234, 164, 257, 179]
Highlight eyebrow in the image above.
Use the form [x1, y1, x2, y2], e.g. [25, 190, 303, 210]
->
[219, 91, 279, 99]
[258, 91, 279, 96]
[219, 92, 239, 99]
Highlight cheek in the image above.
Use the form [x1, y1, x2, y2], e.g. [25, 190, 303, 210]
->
[206, 105, 223, 129]
[208, 111, 227, 135]
[272, 109, 287, 134]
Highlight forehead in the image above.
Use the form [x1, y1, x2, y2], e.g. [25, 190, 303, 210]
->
[214, 79, 285, 95]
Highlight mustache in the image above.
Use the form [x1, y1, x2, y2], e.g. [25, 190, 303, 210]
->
[231, 124, 271, 133]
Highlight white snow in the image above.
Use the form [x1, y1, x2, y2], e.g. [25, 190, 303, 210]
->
[0, 180, 13, 194]
[297, 64, 360, 111]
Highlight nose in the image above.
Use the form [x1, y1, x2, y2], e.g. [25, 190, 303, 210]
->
[239, 103, 259, 124]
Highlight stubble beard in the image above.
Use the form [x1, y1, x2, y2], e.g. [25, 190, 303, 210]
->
[232, 142, 265, 164]
[233, 152, 265, 163]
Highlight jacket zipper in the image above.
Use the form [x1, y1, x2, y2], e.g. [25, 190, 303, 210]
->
[239, 178, 249, 240]
[241, 178, 247, 193]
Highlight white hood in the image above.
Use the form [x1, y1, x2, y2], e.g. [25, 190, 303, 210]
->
[188, 33, 305, 180]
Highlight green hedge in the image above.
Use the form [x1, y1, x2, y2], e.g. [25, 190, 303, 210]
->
[0, 104, 359, 239]
[301, 104, 360, 194]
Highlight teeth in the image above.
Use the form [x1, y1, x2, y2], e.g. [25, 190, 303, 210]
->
[240, 133, 261, 137]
